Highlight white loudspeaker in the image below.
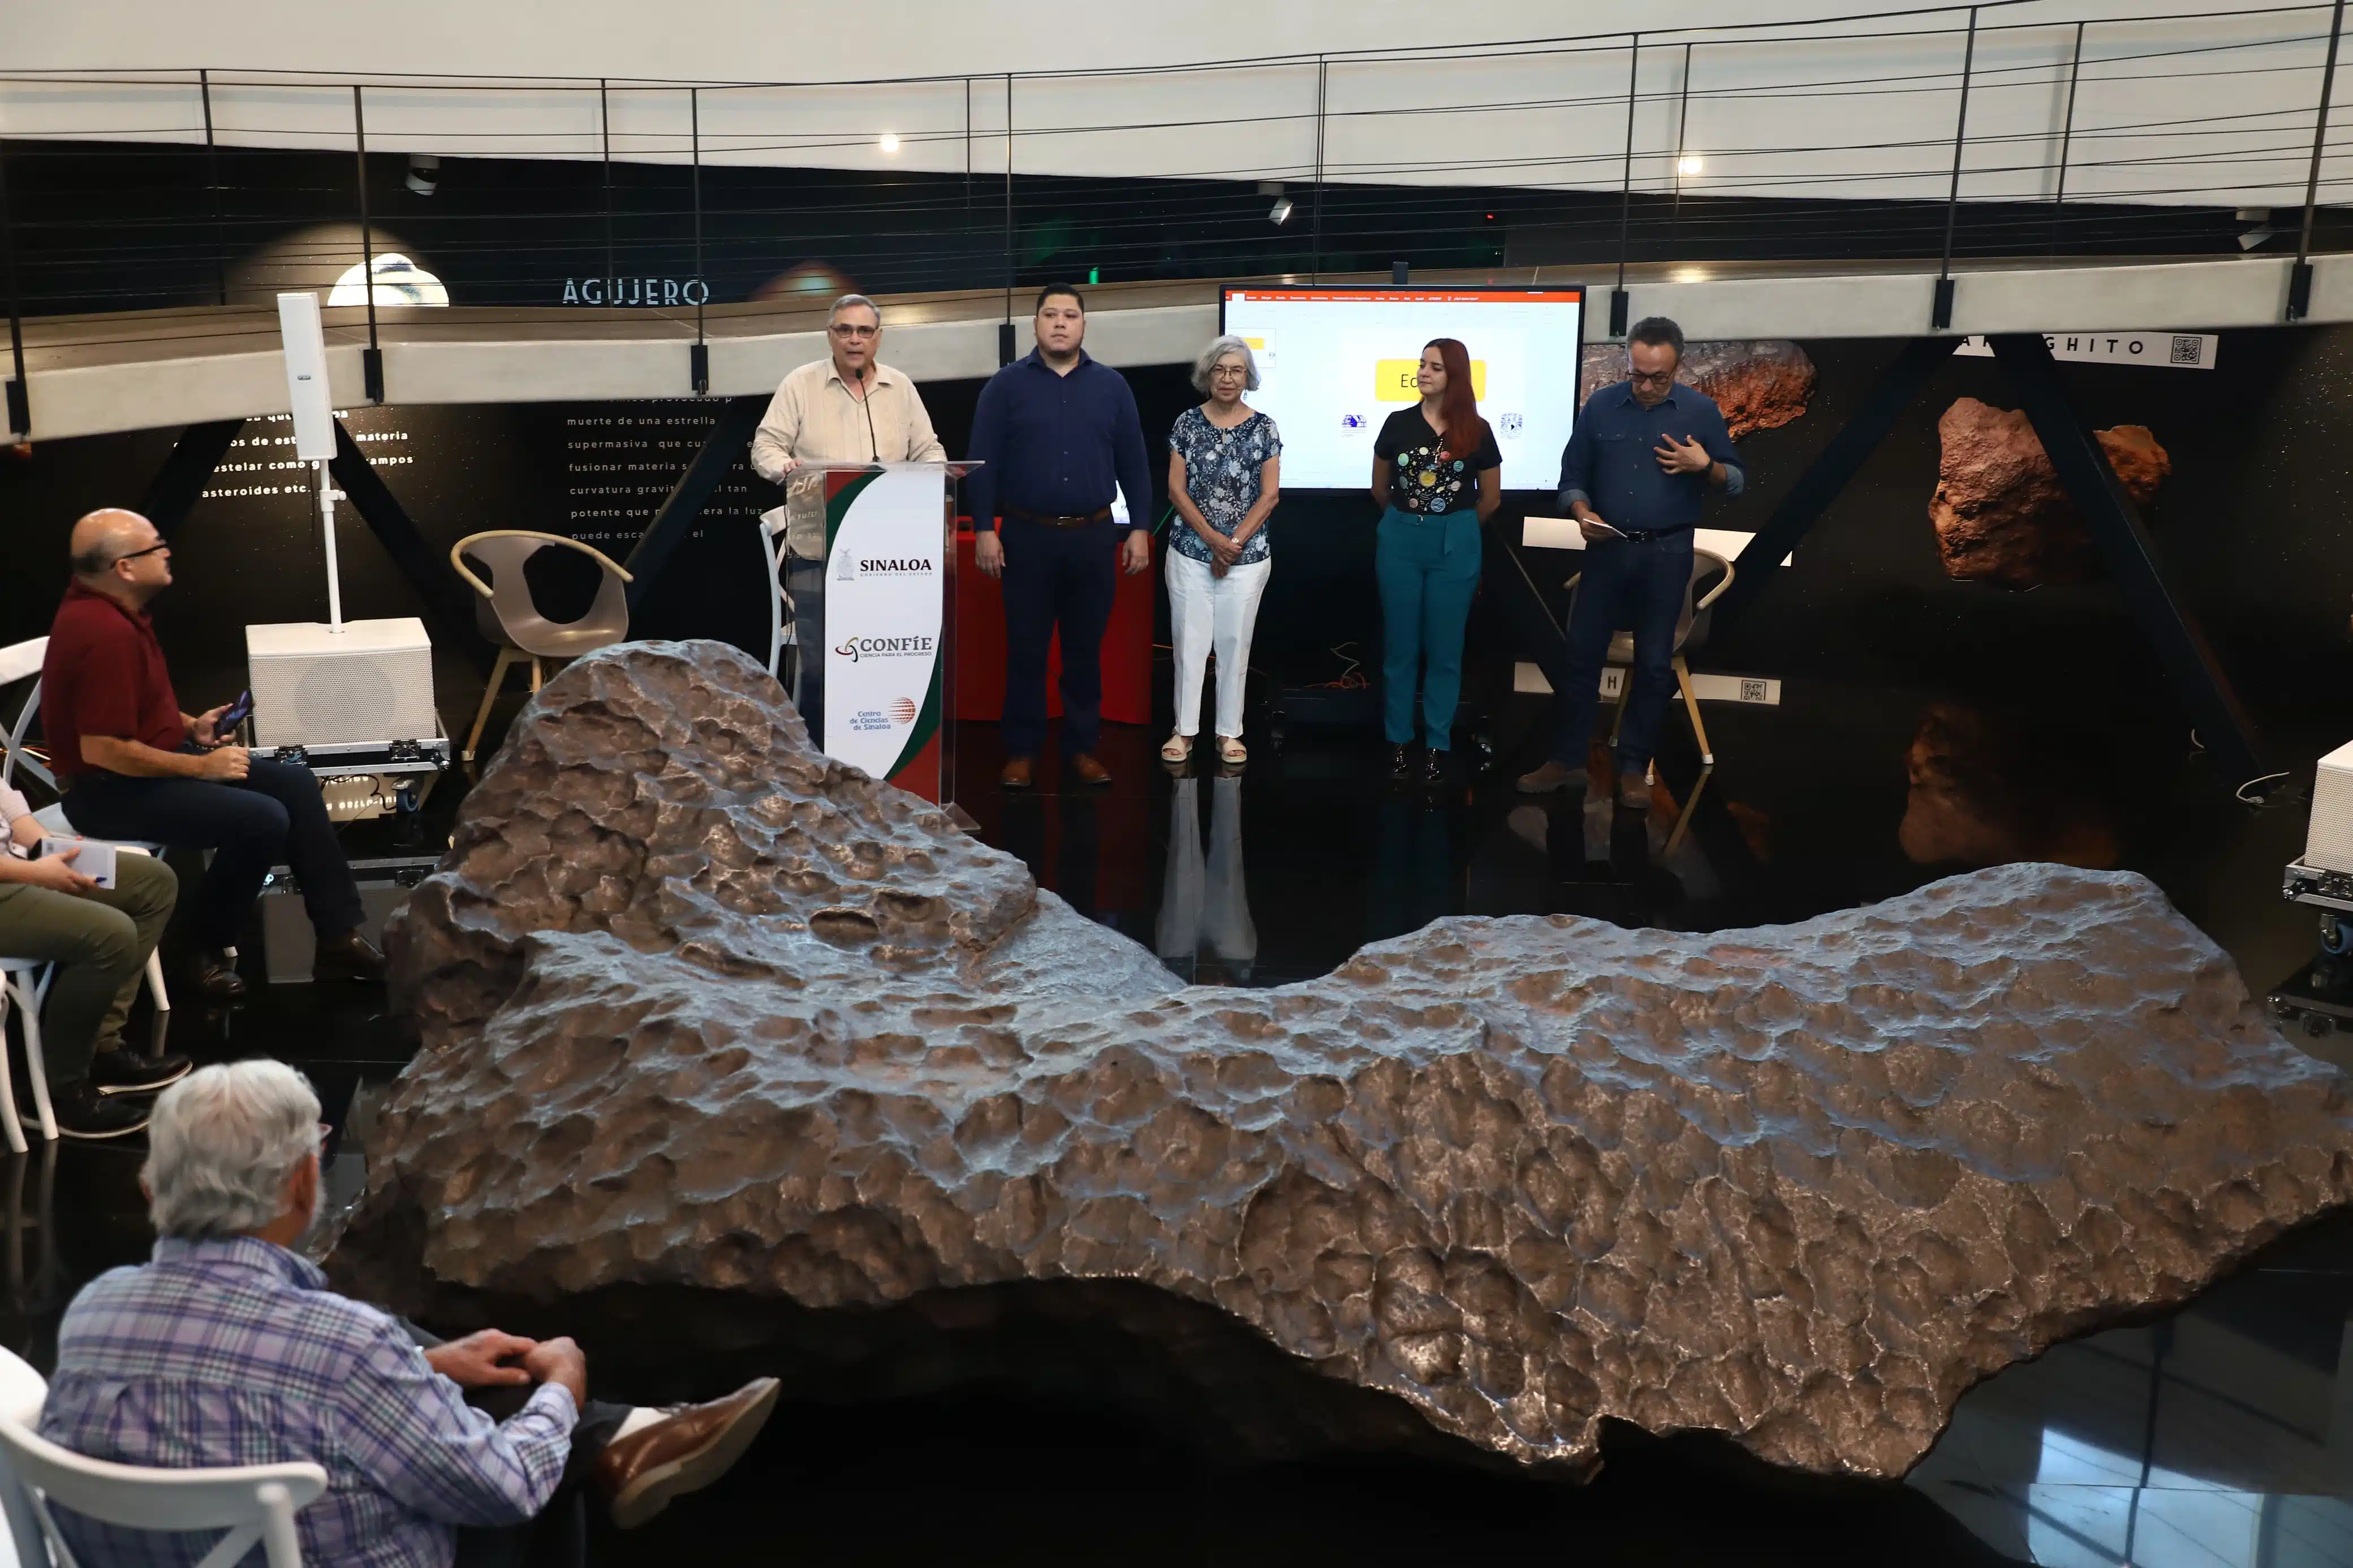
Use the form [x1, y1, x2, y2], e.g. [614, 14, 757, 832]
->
[246, 617, 438, 748]
[277, 291, 336, 461]
[2307, 740, 2353, 874]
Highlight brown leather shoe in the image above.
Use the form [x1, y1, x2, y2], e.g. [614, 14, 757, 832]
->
[1070, 753, 1112, 787]
[1617, 774, 1653, 810]
[1515, 760, 1588, 796]
[594, 1377, 780, 1529]
[312, 930, 387, 983]
[193, 951, 247, 1001]
[999, 756, 1035, 790]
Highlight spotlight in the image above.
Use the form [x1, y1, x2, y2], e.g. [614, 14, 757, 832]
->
[404, 153, 440, 196]
[1269, 196, 1294, 226]
[2236, 206, 2282, 249]
[878, 132, 901, 154]
[1677, 154, 1703, 176]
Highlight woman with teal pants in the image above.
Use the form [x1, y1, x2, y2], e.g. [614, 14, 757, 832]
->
[1369, 337, 1503, 784]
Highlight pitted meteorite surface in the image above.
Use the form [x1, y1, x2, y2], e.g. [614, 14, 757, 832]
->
[337, 640, 2353, 1479]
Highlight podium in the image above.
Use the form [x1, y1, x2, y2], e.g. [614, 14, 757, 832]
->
[757, 461, 973, 805]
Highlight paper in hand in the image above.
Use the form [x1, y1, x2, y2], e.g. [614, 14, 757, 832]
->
[38, 838, 115, 889]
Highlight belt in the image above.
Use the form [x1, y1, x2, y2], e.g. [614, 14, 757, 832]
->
[1010, 508, 1112, 529]
[1605, 524, 1695, 543]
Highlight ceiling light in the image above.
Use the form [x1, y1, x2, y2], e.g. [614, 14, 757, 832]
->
[1677, 154, 1703, 177]
[1269, 196, 1294, 226]
[328, 253, 449, 307]
[878, 132, 901, 154]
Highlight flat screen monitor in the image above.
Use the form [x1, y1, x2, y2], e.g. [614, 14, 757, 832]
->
[1218, 284, 1585, 491]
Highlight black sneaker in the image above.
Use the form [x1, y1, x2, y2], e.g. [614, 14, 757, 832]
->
[1419, 748, 1450, 785]
[89, 1048, 193, 1097]
[50, 1081, 150, 1141]
[1388, 745, 1414, 781]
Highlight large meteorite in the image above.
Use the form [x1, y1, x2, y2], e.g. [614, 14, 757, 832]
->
[337, 640, 2353, 1481]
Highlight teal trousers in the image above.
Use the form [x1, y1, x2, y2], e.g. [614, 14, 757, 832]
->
[1375, 507, 1483, 749]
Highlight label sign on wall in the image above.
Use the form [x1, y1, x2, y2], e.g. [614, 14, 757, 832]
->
[1953, 332, 2217, 368]
[821, 465, 946, 801]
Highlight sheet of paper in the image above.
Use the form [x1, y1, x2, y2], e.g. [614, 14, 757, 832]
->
[39, 837, 115, 889]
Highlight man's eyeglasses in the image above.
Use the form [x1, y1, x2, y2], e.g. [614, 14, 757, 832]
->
[829, 323, 879, 339]
[1627, 368, 1676, 388]
[111, 542, 170, 565]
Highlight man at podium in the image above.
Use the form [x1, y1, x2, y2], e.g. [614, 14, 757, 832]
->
[749, 293, 946, 741]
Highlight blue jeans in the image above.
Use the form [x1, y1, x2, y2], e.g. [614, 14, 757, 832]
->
[61, 755, 364, 952]
[1552, 530, 1693, 777]
[1374, 507, 1483, 749]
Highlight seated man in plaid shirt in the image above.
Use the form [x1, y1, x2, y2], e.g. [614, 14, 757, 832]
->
[40, 1061, 779, 1567]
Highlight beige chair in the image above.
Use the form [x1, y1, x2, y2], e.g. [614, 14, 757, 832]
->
[1565, 546, 1735, 771]
[450, 531, 634, 761]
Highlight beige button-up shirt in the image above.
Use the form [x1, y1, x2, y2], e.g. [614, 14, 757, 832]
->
[749, 358, 946, 559]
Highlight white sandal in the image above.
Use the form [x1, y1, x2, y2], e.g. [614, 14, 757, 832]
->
[1161, 733, 1193, 763]
[1216, 736, 1248, 765]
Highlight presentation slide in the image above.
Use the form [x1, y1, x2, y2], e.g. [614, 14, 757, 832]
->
[1219, 287, 1585, 491]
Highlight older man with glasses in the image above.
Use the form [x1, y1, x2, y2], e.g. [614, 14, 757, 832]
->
[748, 293, 946, 746]
[1517, 316, 1745, 809]
[42, 508, 384, 1000]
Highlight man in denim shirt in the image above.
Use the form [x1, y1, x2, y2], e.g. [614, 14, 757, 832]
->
[1519, 317, 1744, 807]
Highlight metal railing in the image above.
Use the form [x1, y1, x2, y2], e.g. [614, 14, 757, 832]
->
[3, 0, 2351, 434]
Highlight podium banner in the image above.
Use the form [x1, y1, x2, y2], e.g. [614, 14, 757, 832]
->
[820, 465, 946, 800]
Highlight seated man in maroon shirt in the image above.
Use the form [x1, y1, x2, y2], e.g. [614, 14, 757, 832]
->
[45, 509, 383, 999]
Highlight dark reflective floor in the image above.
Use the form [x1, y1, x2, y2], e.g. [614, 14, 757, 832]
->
[3, 666, 2348, 1566]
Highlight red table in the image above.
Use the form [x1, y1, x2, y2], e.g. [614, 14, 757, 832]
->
[953, 525, 1154, 726]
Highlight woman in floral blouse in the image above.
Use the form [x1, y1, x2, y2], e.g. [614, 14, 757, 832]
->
[1162, 335, 1281, 767]
[1369, 337, 1501, 784]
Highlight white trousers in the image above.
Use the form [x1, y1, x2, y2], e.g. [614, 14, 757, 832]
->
[1155, 775, 1257, 971]
[1165, 549, 1272, 738]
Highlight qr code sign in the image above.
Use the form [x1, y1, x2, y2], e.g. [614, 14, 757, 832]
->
[1740, 679, 1769, 703]
[2169, 335, 2203, 366]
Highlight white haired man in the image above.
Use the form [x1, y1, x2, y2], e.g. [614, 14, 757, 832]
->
[747, 292, 946, 745]
[40, 1061, 779, 1567]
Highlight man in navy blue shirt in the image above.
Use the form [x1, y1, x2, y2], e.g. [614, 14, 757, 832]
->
[967, 283, 1153, 789]
[1519, 316, 1744, 807]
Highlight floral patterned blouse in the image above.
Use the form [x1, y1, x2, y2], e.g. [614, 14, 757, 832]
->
[1373, 408, 1502, 515]
[1167, 406, 1281, 566]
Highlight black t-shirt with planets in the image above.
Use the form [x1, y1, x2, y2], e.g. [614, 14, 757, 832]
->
[1373, 408, 1503, 515]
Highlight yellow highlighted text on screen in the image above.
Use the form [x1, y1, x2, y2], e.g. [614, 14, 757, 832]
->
[1374, 359, 1486, 401]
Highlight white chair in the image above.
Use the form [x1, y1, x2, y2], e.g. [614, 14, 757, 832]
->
[0, 963, 57, 1154]
[0, 641, 51, 802]
[18, 808, 170, 1019]
[0, 1346, 325, 1568]
[2, 656, 173, 1016]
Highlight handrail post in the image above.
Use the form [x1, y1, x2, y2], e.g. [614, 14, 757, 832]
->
[1671, 41, 1693, 250]
[2048, 20, 2085, 258]
[352, 85, 382, 401]
[600, 79, 614, 305]
[0, 135, 24, 440]
[1311, 56, 1328, 285]
[2290, 0, 2347, 320]
[1934, 5, 1979, 331]
[1613, 31, 1640, 338]
[689, 88, 707, 393]
[201, 70, 227, 306]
